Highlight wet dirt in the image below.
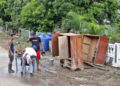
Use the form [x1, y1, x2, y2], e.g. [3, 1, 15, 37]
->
[0, 46, 70, 86]
[0, 36, 83, 86]
[0, 35, 120, 86]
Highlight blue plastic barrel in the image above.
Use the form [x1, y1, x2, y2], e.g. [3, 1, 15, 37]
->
[47, 33, 53, 40]
[45, 34, 52, 40]
[48, 33, 54, 37]
[38, 34, 50, 51]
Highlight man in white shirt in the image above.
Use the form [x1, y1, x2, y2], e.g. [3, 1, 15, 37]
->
[21, 45, 37, 76]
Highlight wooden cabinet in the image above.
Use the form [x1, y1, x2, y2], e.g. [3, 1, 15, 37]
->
[52, 34, 84, 70]
[52, 34, 109, 70]
[83, 35, 109, 65]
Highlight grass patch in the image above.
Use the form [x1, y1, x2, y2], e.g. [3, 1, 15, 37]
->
[112, 74, 120, 84]
[0, 32, 8, 37]
[113, 74, 120, 79]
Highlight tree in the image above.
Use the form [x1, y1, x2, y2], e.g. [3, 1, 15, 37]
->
[4, 0, 31, 30]
[20, 0, 47, 31]
[0, 0, 11, 24]
[0, 0, 119, 34]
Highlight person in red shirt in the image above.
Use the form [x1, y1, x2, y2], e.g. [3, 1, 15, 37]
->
[54, 29, 61, 35]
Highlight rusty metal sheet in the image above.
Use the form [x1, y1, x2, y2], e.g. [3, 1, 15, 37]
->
[59, 36, 69, 59]
[70, 36, 84, 70]
[94, 36, 109, 65]
[52, 35, 59, 57]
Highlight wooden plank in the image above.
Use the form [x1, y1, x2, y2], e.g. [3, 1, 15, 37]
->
[83, 54, 88, 61]
[70, 36, 84, 70]
[94, 37, 109, 64]
[52, 35, 59, 57]
[83, 44, 90, 54]
[83, 43, 91, 45]
[82, 36, 91, 62]
[83, 36, 91, 44]
[76, 36, 84, 70]
[60, 33, 80, 36]
[83, 36, 99, 63]
[70, 37, 78, 69]
[88, 38, 98, 62]
[59, 36, 69, 59]
[84, 62, 109, 71]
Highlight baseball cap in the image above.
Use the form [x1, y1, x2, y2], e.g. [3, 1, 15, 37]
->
[56, 29, 61, 32]
[31, 31, 36, 35]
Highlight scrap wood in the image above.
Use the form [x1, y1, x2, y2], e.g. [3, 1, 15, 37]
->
[84, 62, 109, 71]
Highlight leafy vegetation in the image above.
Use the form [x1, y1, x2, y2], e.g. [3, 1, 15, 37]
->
[0, 0, 120, 42]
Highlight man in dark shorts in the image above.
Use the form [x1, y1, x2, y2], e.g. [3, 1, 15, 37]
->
[8, 33, 15, 73]
[27, 32, 45, 71]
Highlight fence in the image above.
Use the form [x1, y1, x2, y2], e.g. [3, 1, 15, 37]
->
[106, 43, 120, 67]
[21, 29, 30, 38]
[20, 29, 42, 38]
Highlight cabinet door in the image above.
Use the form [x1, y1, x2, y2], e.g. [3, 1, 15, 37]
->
[70, 36, 84, 69]
[94, 37, 109, 65]
[59, 36, 69, 59]
[52, 35, 59, 57]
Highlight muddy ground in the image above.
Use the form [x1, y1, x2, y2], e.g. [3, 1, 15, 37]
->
[0, 32, 120, 86]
